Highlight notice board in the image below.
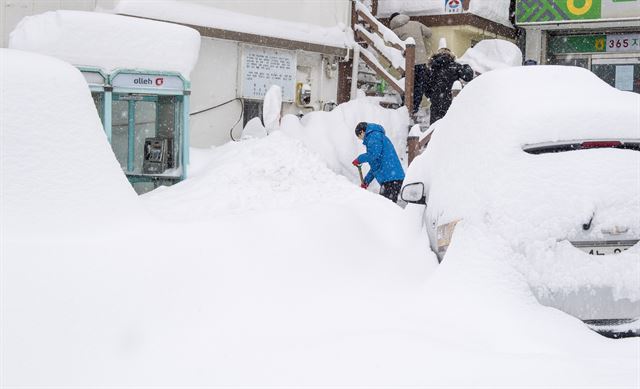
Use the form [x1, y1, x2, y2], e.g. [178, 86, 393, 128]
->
[241, 45, 296, 102]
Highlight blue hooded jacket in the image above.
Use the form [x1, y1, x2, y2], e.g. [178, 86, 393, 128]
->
[357, 123, 405, 185]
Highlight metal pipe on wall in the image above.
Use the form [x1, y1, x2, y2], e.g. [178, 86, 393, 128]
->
[350, 45, 360, 100]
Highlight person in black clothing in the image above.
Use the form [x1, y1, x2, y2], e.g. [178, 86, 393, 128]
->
[425, 48, 474, 124]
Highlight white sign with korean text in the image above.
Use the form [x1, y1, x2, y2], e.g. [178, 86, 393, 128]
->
[241, 45, 296, 102]
[606, 34, 640, 53]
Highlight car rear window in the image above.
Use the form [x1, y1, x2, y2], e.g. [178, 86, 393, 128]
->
[523, 139, 640, 155]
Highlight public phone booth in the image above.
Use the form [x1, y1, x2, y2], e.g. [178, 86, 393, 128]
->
[79, 67, 111, 141]
[109, 69, 190, 194]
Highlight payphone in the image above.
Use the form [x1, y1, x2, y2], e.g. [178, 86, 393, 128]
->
[109, 70, 190, 194]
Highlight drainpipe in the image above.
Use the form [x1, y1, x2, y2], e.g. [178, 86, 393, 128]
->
[350, 45, 360, 100]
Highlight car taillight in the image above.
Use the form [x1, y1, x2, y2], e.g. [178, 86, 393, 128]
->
[581, 141, 622, 149]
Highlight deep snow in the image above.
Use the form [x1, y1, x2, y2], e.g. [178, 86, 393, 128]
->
[1, 49, 140, 236]
[1, 48, 639, 388]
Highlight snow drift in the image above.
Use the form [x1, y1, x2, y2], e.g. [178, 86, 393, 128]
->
[2, 50, 638, 387]
[0, 49, 139, 235]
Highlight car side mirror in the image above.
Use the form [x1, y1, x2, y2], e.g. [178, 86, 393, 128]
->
[401, 182, 426, 204]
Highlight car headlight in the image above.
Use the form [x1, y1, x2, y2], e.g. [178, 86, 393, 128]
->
[437, 220, 461, 255]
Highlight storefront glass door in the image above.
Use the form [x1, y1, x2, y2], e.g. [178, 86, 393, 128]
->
[591, 58, 640, 93]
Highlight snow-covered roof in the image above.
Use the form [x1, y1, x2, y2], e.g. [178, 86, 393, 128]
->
[112, 0, 353, 50]
[8, 10, 201, 79]
[378, 0, 513, 28]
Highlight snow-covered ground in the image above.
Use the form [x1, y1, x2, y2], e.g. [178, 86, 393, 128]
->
[2, 48, 639, 388]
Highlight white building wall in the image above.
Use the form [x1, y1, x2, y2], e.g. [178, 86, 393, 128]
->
[189, 36, 342, 147]
[189, 37, 242, 147]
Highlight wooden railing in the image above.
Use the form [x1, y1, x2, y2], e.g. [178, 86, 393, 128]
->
[351, 0, 416, 115]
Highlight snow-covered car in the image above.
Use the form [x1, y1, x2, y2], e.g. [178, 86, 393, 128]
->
[401, 66, 640, 337]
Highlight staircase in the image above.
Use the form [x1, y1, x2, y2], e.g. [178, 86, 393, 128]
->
[350, 0, 421, 163]
[350, 0, 416, 115]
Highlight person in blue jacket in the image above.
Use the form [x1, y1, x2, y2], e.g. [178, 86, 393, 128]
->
[352, 122, 405, 202]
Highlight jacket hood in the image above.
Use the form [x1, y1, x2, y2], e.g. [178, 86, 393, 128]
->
[390, 14, 410, 29]
[365, 123, 385, 136]
[430, 52, 455, 69]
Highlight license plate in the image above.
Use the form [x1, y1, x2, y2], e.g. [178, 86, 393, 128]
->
[571, 240, 638, 256]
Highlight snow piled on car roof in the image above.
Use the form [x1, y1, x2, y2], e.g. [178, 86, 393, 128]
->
[458, 39, 523, 74]
[406, 65, 640, 302]
[445, 66, 639, 146]
[8, 10, 201, 79]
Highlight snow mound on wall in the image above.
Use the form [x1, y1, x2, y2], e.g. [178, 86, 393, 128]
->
[0, 49, 139, 235]
[377, 0, 513, 27]
[9, 10, 201, 79]
[113, 0, 352, 49]
[458, 39, 522, 74]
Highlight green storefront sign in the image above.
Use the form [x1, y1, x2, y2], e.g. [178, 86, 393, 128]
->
[548, 33, 640, 53]
[548, 34, 606, 53]
[517, 0, 640, 24]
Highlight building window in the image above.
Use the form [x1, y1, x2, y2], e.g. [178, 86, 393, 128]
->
[243, 100, 263, 127]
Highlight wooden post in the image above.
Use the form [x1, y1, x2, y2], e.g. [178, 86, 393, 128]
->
[371, 0, 378, 16]
[404, 43, 416, 118]
[350, 0, 357, 29]
[405, 43, 416, 165]
[407, 135, 420, 165]
[338, 0, 357, 104]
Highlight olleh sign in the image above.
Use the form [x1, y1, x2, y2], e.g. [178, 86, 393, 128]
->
[133, 77, 165, 86]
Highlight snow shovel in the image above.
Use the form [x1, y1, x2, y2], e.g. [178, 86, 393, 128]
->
[356, 164, 365, 186]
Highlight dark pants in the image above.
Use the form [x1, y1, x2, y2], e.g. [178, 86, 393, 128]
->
[429, 95, 453, 124]
[402, 64, 428, 114]
[413, 64, 428, 114]
[380, 180, 404, 203]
